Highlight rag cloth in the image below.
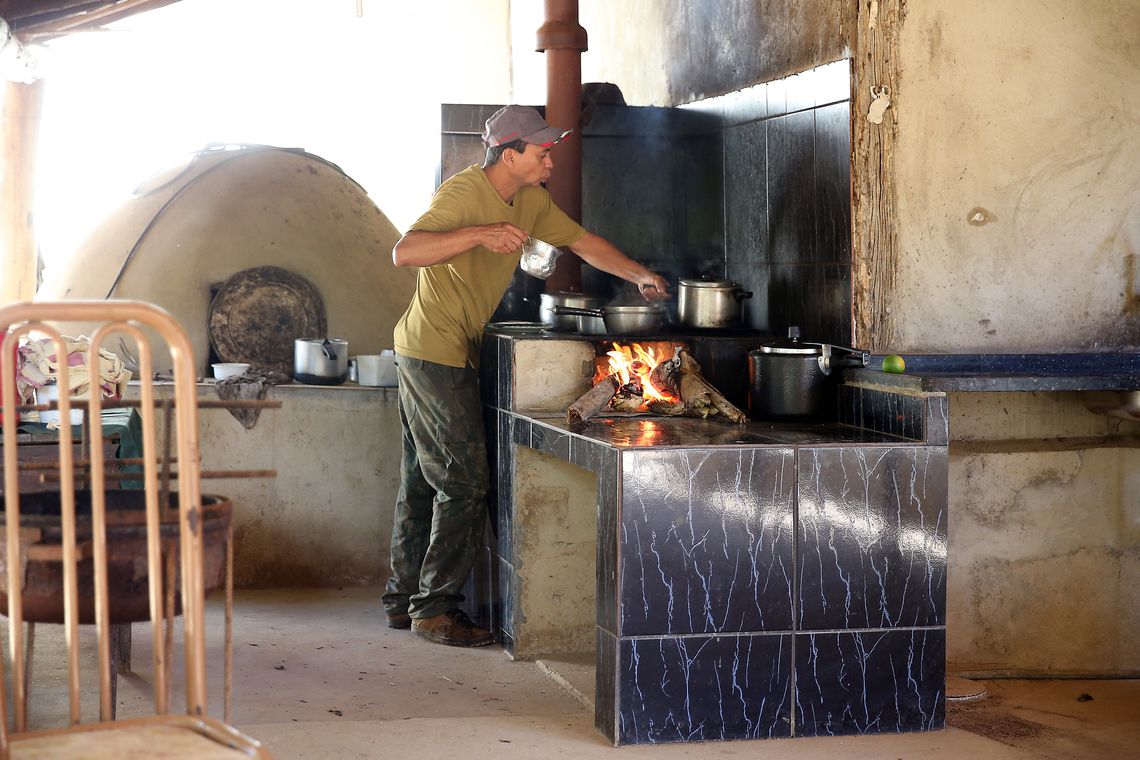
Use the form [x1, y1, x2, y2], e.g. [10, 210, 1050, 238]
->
[15, 336, 132, 402]
[215, 369, 287, 429]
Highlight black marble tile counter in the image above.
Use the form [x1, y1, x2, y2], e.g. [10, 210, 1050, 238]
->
[852, 352, 1140, 392]
[467, 332, 951, 746]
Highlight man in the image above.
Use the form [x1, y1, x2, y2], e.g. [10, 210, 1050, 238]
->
[384, 105, 669, 647]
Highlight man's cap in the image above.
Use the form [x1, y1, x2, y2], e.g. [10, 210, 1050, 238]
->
[482, 105, 572, 148]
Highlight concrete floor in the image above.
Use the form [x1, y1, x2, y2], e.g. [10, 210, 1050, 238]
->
[13, 586, 1140, 758]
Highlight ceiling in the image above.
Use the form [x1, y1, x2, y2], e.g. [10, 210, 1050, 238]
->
[1, 0, 179, 40]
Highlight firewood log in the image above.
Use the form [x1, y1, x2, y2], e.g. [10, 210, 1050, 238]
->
[567, 373, 620, 425]
[648, 348, 682, 395]
[678, 372, 747, 423]
[647, 399, 700, 417]
[611, 380, 645, 413]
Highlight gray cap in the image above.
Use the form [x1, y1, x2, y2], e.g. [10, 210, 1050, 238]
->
[482, 105, 572, 148]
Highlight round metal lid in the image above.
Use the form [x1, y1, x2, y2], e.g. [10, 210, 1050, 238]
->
[679, 278, 738, 289]
[209, 266, 327, 374]
[757, 343, 820, 355]
[754, 326, 821, 355]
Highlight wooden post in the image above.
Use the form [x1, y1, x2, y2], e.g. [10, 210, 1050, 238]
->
[852, 0, 902, 350]
[1, 78, 44, 304]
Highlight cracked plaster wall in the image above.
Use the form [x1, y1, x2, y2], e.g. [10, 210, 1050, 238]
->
[894, 0, 1140, 351]
[947, 392, 1140, 676]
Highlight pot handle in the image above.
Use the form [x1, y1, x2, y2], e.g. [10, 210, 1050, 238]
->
[550, 305, 604, 318]
[321, 338, 338, 361]
[818, 345, 870, 375]
[735, 289, 754, 301]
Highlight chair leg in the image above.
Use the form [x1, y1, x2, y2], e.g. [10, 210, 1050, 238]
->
[111, 622, 132, 673]
[23, 622, 36, 723]
[108, 622, 132, 719]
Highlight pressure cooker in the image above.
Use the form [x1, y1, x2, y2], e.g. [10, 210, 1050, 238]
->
[747, 327, 869, 420]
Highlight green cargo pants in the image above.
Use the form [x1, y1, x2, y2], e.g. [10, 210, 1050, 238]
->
[381, 355, 488, 620]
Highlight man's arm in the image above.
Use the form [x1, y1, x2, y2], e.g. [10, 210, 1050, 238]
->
[392, 223, 529, 267]
[568, 232, 670, 300]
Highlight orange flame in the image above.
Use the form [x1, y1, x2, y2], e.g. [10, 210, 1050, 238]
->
[593, 342, 679, 407]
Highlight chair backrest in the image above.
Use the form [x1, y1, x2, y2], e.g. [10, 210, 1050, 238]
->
[0, 300, 210, 742]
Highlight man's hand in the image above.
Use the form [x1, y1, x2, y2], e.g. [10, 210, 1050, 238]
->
[637, 273, 670, 302]
[479, 222, 529, 254]
[393, 223, 530, 266]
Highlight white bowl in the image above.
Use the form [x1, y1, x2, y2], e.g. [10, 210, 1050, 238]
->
[213, 362, 251, 380]
[356, 355, 398, 387]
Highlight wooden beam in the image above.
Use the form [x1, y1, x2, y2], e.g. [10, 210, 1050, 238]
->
[1, 78, 44, 304]
[3, 1, 181, 40]
[852, 0, 903, 350]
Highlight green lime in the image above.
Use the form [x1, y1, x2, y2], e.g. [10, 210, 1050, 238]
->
[882, 354, 906, 374]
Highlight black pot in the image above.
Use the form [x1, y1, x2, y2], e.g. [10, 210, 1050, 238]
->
[747, 327, 869, 420]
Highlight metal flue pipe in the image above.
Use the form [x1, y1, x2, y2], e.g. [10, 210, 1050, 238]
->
[536, 0, 587, 294]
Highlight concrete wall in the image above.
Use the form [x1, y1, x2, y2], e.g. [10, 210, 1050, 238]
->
[131, 383, 402, 588]
[893, 1, 1140, 351]
[512, 446, 597, 658]
[947, 393, 1140, 676]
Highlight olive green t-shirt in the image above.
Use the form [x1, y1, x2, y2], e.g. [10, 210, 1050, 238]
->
[393, 164, 586, 368]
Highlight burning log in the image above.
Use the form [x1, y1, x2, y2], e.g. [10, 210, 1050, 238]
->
[567, 345, 748, 425]
[646, 347, 747, 424]
[567, 373, 620, 425]
[610, 377, 644, 413]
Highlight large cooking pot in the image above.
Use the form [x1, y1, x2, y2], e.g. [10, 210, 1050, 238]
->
[550, 305, 666, 336]
[747, 327, 869, 420]
[677, 278, 753, 329]
[294, 338, 348, 385]
[539, 292, 603, 332]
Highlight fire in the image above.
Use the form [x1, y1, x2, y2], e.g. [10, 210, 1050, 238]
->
[593, 342, 679, 406]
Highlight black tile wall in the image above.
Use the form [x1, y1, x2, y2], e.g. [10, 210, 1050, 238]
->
[596, 629, 619, 742]
[838, 384, 949, 445]
[814, 102, 852, 265]
[619, 448, 796, 636]
[717, 61, 853, 346]
[797, 447, 948, 631]
[494, 409, 514, 556]
[767, 110, 817, 266]
[596, 450, 621, 636]
[617, 633, 793, 744]
[794, 629, 946, 737]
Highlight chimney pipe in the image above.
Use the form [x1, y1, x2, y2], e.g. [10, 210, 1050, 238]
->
[536, 0, 587, 294]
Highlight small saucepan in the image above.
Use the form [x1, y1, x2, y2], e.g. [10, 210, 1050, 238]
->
[550, 305, 667, 336]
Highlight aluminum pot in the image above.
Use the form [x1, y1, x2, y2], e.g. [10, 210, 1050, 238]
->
[294, 338, 349, 385]
[677, 278, 753, 329]
[520, 237, 563, 279]
[747, 327, 869, 420]
[551, 305, 666, 336]
[539, 292, 603, 332]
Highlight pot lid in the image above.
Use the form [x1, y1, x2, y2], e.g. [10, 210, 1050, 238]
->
[209, 266, 327, 373]
[756, 326, 822, 355]
[679, 278, 738, 289]
[541, 291, 602, 303]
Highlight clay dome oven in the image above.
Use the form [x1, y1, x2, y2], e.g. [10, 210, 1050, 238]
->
[38, 144, 416, 374]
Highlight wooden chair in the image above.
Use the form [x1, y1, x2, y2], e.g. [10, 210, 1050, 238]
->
[0, 300, 270, 758]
